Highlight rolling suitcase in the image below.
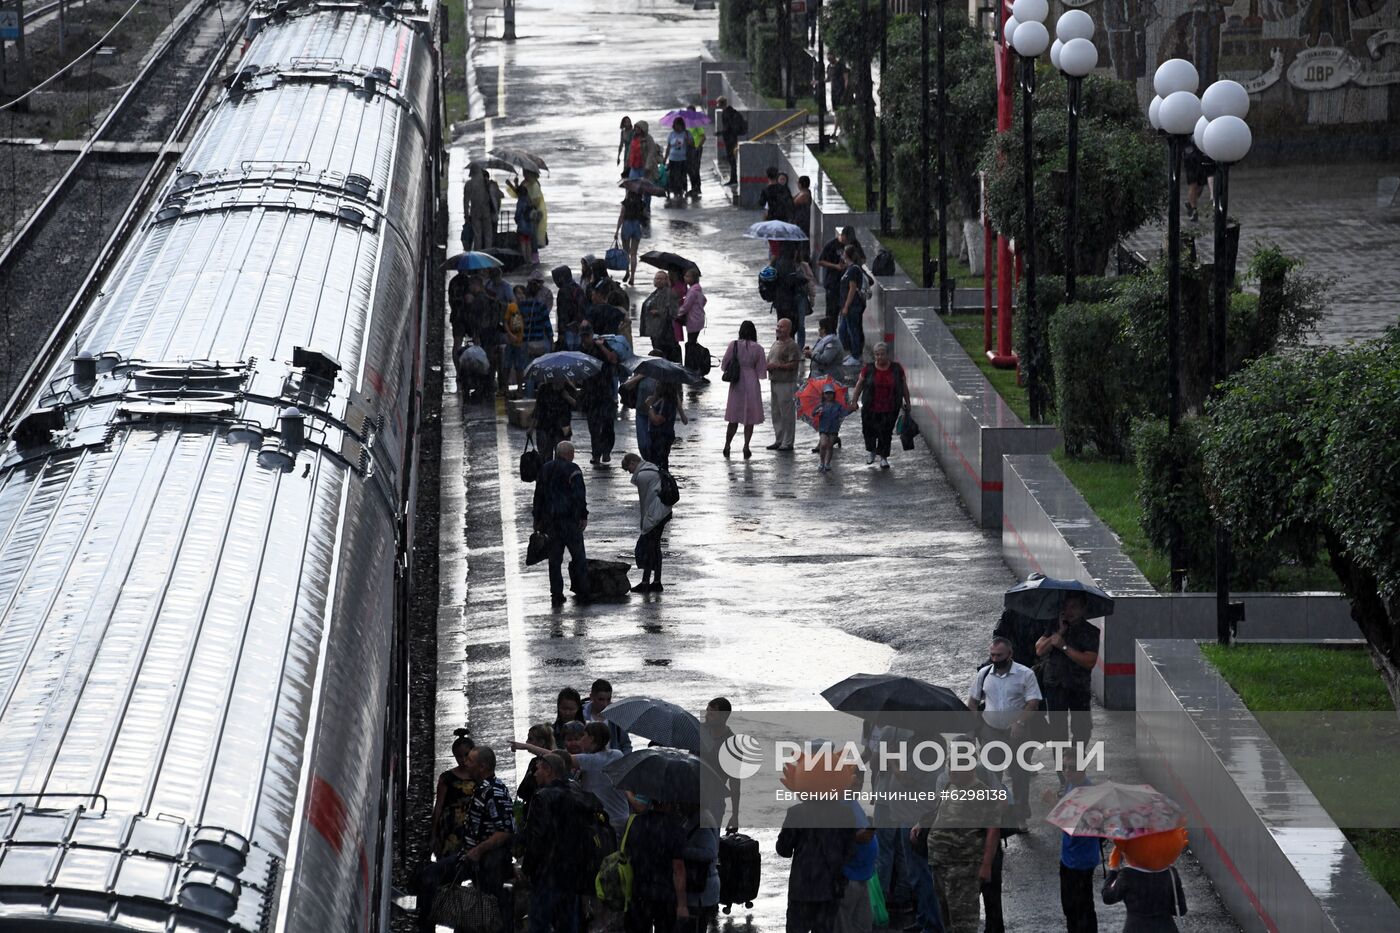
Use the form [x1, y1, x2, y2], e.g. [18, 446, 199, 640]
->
[571, 559, 631, 599]
[718, 830, 760, 913]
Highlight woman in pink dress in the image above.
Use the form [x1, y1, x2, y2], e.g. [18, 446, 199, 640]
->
[721, 320, 768, 459]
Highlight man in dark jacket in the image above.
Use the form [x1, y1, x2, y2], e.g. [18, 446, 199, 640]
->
[552, 265, 586, 350]
[532, 441, 590, 604]
[776, 797, 857, 933]
[577, 324, 620, 465]
[522, 753, 589, 932]
[717, 96, 747, 186]
[758, 166, 793, 223]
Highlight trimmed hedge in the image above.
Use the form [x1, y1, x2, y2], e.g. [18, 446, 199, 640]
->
[748, 18, 782, 97]
[719, 0, 758, 57]
[1051, 299, 1134, 459]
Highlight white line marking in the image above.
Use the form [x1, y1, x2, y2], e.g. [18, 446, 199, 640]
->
[494, 414, 531, 779]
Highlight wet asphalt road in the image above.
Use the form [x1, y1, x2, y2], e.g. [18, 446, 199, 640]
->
[436, 1, 1238, 929]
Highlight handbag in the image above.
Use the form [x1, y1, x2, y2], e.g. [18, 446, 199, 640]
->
[605, 239, 628, 271]
[431, 882, 501, 933]
[519, 433, 541, 483]
[868, 875, 889, 927]
[526, 530, 551, 566]
[721, 341, 741, 383]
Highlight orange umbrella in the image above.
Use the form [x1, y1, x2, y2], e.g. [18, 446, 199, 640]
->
[795, 377, 852, 430]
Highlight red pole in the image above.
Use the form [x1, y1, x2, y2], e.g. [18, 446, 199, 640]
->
[989, 0, 1017, 368]
[982, 172, 993, 353]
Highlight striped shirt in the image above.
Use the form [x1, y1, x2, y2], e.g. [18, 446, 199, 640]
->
[462, 776, 514, 848]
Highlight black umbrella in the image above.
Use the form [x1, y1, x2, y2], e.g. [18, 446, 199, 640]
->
[620, 177, 668, 197]
[604, 747, 726, 804]
[1003, 575, 1114, 620]
[639, 250, 698, 275]
[822, 673, 971, 736]
[524, 351, 603, 385]
[601, 696, 703, 752]
[469, 156, 519, 174]
[629, 356, 706, 386]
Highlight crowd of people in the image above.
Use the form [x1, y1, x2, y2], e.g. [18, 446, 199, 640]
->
[418, 593, 1187, 933]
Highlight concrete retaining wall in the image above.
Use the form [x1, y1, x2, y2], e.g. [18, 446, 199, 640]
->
[1137, 639, 1400, 933]
[1003, 455, 1360, 709]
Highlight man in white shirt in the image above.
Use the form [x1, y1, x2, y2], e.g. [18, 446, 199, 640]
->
[969, 636, 1042, 822]
[514, 722, 630, 837]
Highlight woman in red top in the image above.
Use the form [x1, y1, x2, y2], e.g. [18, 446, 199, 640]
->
[850, 342, 911, 469]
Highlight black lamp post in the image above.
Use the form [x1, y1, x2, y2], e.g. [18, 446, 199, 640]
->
[817, 0, 827, 151]
[859, 0, 875, 210]
[1198, 85, 1252, 643]
[878, 0, 890, 233]
[1149, 60, 1203, 592]
[1008, 2, 1051, 423]
[1052, 12, 1096, 302]
[936, 0, 949, 307]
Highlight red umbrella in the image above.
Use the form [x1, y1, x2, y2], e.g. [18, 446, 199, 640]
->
[795, 377, 852, 430]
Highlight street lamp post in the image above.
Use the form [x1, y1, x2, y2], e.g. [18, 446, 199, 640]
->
[1199, 82, 1252, 643]
[936, 0, 949, 308]
[878, 0, 890, 233]
[859, 0, 875, 210]
[817, 0, 828, 151]
[1008, 0, 1051, 423]
[1148, 58, 1203, 592]
[1052, 11, 1096, 302]
[921, 0, 932, 288]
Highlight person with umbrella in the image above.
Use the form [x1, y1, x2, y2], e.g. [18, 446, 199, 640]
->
[622, 452, 672, 593]
[1034, 592, 1100, 748]
[532, 441, 590, 606]
[532, 379, 576, 465]
[512, 169, 548, 267]
[613, 192, 646, 284]
[849, 342, 911, 470]
[639, 271, 681, 362]
[578, 324, 620, 465]
[642, 380, 686, 470]
[463, 164, 497, 251]
[721, 321, 768, 459]
[813, 382, 852, 473]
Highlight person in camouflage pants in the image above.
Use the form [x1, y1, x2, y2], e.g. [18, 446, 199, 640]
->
[925, 767, 1002, 933]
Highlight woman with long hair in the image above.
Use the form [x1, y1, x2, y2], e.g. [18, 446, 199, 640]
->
[614, 192, 646, 284]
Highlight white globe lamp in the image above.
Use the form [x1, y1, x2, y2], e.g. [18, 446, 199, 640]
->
[1202, 115, 1252, 164]
[1003, 15, 1019, 47]
[1011, 0, 1049, 25]
[1159, 90, 1201, 135]
[1012, 20, 1050, 58]
[1056, 9, 1094, 42]
[1148, 95, 1163, 130]
[1154, 58, 1200, 97]
[1192, 115, 1210, 150]
[1060, 37, 1097, 77]
[1201, 79, 1250, 121]
[1050, 38, 1063, 70]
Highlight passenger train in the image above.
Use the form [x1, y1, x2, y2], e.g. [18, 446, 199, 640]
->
[0, 1, 441, 929]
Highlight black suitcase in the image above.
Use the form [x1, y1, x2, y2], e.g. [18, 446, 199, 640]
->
[685, 341, 712, 376]
[571, 559, 631, 599]
[718, 830, 760, 913]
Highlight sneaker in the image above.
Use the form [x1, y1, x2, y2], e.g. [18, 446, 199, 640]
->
[601, 453, 611, 463]
[867, 452, 876, 465]
[880, 457, 890, 469]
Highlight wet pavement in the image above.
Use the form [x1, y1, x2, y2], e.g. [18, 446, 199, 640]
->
[436, 1, 1238, 928]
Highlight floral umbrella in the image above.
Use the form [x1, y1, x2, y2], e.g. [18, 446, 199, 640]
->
[1045, 781, 1184, 840]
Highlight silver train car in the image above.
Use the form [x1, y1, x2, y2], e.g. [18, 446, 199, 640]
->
[0, 2, 440, 929]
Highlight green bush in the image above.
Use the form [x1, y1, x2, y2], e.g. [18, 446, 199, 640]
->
[892, 143, 928, 237]
[1051, 299, 1133, 458]
[1135, 417, 1215, 584]
[749, 21, 783, 97]
[719, 0, 758, 57]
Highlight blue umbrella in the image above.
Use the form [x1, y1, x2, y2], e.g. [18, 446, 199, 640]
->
[601, 334, 636, 363]
[524, 351, 603, 385]
[445, 250, 504, 271]
[1003, 575, 1114, 620]
[660, 109, 712, 128]
[630, 356, 705, 386]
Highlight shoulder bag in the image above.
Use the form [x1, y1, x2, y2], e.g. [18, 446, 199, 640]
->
[721, 341, 742, 383]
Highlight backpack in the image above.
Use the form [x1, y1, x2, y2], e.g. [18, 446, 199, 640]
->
[573, 789, 618, 896]
[757, 265, 778, 302]
[595, 814, 636, 910]
[658, 468, 680, 506]
[766, 185, 794, 222]
[871, 248, 895, 276]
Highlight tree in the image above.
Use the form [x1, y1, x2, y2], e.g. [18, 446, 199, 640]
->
[1203, 326, 1400, 714]
[981, 66, 1164, 277]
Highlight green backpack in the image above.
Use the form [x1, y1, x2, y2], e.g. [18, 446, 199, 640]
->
[594, 814, 636, 911]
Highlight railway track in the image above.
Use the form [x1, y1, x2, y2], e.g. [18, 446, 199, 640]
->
[0, 0, 251, 409]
